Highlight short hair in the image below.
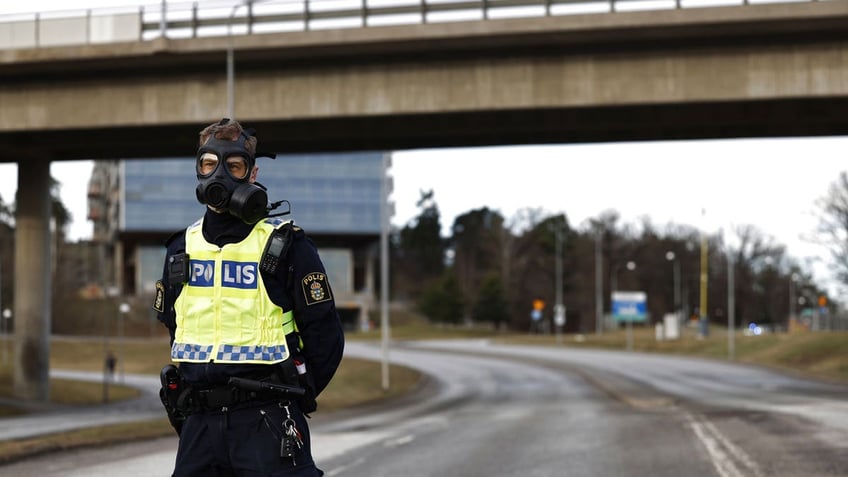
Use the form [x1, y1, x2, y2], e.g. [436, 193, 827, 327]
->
[198, 119, 257, 158]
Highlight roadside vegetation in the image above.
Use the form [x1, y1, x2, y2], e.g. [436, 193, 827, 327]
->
[360, 311, 848, 384]
[0, 310, 845, 464]
[0, 336, 422, 464]
[497, 325, 848, 384]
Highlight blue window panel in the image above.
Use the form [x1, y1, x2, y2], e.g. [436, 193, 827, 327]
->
[122, 152, 385, 234]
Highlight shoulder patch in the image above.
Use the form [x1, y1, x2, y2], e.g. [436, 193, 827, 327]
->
[152, 280, 165, 313]
[301, 272, 333, 306]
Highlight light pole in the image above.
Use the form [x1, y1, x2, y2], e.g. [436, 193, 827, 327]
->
[594, 230, 603, 335]
[552, 223, 566, 344]
[612, 261, 636, 351]
[727, 249, 735, 361]
[0, 248, 4, 364]
[788, 273, 799, 332]
[159, 0, 167, 36]
[227, 1, 257, 119]
[1, 308, 10, 365]
[0, 249, 4, 365]
[103, 301, 111, 404]
[118, 302, 130, 383]
[610, 260, 635, 294]
[699, 210, 709, 338]
[380, 152, 391, 392]
[665, 251, 680, 317]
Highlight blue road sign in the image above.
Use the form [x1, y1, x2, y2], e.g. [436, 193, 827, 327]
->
[612, 291, 647, 323]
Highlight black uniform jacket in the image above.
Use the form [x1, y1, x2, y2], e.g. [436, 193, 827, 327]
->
[156, 208, 345, 396]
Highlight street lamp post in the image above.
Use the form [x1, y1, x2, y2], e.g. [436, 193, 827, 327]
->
[551, 222, 566, 344]
[102, 302, 111, 404]
[610, 260, 635, 295]
[727, 250, 735, 361]
[665, 251, 680, 317]
[789, 273, 799, 332]
[0, 249, 5, 365]
[118, 302, 130, 383]
[612, 261, 636, 351]
[1, 308, 10, 365]
[380, 153, 391, 392]
[699, 215, 709, 338]
[227, 1, 256, 119]
[594, 231, 603, 335]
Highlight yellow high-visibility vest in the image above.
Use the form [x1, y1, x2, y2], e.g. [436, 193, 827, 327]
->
[171, 218, 296, 364]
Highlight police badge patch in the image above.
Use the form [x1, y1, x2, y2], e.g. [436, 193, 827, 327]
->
[302, 272, 333, 306]
[152, 280, 165, 313]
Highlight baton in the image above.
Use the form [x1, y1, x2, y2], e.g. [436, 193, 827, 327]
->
[228, 376, 306, 398]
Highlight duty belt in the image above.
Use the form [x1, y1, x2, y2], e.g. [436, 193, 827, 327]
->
[187, 377, 305, 413]
[190, 386, 262, 412]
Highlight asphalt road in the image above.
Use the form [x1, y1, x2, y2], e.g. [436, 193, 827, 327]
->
[2, 339, 847, 476]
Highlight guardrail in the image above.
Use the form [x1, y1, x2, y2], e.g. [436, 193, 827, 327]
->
[0, 0, 812, 49]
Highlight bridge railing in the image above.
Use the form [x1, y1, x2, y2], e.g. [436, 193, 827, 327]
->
[0, 0, 811, 50]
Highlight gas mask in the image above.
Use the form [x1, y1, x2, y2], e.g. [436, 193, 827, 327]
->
[195, 130, 269, 224]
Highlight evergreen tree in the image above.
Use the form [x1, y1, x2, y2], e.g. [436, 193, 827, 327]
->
[472, 272, 510, 329]
[417, 270, 464, 324]
[393, 189, 445, 300]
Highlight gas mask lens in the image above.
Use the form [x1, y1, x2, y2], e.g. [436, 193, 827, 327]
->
[196, 153, 249, 180]
[197, 152, 219, 177]
[225, 156, 249, 180]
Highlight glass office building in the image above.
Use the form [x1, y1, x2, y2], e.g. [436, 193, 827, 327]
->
[120, 152, 387, 235]
[89, 151, 390, 329]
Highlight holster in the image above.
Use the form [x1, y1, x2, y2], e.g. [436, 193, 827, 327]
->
[159, 364, 190, 435]
[279, 355, 317, 415]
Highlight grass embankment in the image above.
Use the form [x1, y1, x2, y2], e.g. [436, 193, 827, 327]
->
[357, 308, 848, 383]
[0, 338, 421, 464]
[491, 325, 848, 384]
[0, 313, 845, 463]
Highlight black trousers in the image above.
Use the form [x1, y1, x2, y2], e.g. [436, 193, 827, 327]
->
[173, 400, 323, 477]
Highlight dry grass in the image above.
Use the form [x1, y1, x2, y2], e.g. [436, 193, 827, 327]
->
[0, 319, 845, 463]
[319, 356, 423, 412]
[0, 367, 139, 410]
[0, 337, 423, 463]
[0, 419, 174, 464]
[491, 325, 848, 384]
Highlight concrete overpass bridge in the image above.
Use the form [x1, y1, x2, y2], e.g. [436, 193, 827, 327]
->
[1, 0, 847, 399]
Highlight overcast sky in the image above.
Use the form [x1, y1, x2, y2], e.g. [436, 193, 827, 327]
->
[2, 138, 846, 292]
[2, 0, 847, 297]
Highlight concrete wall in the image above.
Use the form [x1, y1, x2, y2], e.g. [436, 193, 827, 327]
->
[0, 2, 847, 159]
[0, 13, 141, 49]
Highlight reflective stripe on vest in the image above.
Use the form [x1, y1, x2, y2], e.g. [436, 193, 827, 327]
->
[171, 217, 295, 364]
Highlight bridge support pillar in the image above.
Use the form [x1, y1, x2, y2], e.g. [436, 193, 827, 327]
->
[13, 159, 52, 402]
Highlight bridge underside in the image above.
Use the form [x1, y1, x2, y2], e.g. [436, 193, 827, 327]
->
[2, 2, 848, 160]
[2, 97, 845, 160]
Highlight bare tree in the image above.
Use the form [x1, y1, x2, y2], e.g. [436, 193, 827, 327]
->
[814, 171, 848, 287]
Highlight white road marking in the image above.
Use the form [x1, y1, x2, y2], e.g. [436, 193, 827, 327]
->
[383, 434, 415, 448]
[685, 413, 764, 477]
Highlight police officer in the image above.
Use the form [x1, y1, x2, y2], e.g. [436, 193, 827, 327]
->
[153, 118, 344, 476]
